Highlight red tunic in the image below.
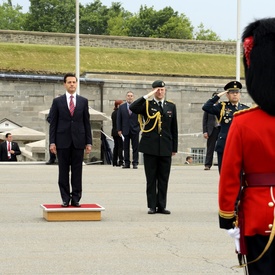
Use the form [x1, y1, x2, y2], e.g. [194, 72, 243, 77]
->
[219, 107, 275, 236]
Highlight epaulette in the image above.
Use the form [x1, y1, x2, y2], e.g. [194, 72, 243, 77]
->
[234, 105, 259, 117]
[166, 100, 174, 104]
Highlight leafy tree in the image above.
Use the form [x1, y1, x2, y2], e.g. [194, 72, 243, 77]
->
[156, 15, 193, 39]
[127, 6, 193, 39]
[0, 1, 26, 30]
[194, 23, 221, 41]
[79, 0, 110, 34]
[24, 0, 76, 33]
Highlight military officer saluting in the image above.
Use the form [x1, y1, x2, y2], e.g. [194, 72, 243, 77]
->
[130, 80, 178, 215]
[202, 81, 249, 172]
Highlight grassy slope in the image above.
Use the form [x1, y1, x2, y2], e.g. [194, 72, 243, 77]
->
[0, 43, 243, 77]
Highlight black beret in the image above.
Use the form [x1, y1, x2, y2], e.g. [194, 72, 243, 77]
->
[224, 81, 242, 91]
[152, 80, 165, 88]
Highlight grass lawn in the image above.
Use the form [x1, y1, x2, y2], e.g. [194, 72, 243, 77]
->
[0, 43, 244, 77]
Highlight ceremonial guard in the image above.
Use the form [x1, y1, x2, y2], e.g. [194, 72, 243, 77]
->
[219, 18, 275, 274]
[202, 81, 249, 172]
[130, 80, 178, 214]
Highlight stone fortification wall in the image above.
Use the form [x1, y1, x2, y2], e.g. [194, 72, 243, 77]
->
[0, 30, 237, 55]
[0, 73, 253, 164]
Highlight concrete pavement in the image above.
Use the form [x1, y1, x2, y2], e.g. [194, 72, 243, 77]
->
[0, 164, 242, 274]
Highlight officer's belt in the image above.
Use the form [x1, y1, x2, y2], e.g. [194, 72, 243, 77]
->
[243, 173, 275, 187]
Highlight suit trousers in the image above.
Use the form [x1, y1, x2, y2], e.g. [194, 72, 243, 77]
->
[204, 127, 219, 168]
[245, 235, 275, 275]
[123, 132, 139, 166]
[143, 154, 172, 209]
[57, 144, 84, 204]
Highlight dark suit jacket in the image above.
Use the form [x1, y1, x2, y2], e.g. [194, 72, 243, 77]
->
[0, 141, 21, 161]
[202, 111, 216, 136]
[130, 97, 178, 156]
[116, 102, 140, 135]
[49, 94, 92, 149]
[111, 109, 119, 137]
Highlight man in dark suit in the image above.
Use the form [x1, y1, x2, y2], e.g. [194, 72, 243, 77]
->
[130, 80, 178, 215]
[117, 91, 140, 169]
[49, 73, 92, 207]
[202, 92, 220, 170]
[0, 133, 21, 161]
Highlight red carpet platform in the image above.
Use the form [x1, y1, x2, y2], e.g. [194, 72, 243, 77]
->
[40, 203, 105, 221]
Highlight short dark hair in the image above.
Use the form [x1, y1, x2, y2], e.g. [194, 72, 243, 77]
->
[186, 156, 192, 161]
[5, 133, 11, 138]
[63, 73, 77, 83]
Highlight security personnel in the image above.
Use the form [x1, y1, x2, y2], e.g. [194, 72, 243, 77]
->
[202, 81, 249, 172]
[130, 80, 178, 215]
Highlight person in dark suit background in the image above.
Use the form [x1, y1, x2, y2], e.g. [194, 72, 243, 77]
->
[130, 80, 178, 215]
[117, 91, 140, 169]
[111, 99, 124, 167]
[0, 133, 21, 161]
[202, 92, 220, 170]
[49, 73, 92, 207]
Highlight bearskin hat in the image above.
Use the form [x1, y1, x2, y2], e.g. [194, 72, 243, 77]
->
[242, 18, 275, 115]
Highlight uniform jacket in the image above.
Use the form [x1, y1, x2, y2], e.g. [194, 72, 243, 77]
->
[0, 141, 21, 161]
[49, 94, 92, 149]
[219, 107, 275, 237]
[116, 102, 140, 135]
[202, 95, 249, 153]
[130, 97, 178, 156]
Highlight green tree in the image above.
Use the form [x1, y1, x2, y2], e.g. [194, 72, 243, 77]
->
[107, 3, 132, 36]
[79, 0, 110, 34]
[24, 0, 76, 33]
[0, 1, 26, 30]
[194, 23, 221, 41]
[127, 6, 193, 39]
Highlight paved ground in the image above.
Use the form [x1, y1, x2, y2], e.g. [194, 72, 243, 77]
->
[0, 163, 243, 274]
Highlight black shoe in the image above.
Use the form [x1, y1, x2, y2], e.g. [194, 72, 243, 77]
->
[46, 160, 55, 165]
[61, 201, 69, 207]
[157, 208, 171, 214]
[133, 165, 138, 169]
[148, 208, 156, 214]
[122, 165, 130, 169]
[71, 201, 81, 207]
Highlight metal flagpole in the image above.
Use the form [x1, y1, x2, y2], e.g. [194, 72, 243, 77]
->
[236, 0, 241, 81]
[75, 0, 80, 94]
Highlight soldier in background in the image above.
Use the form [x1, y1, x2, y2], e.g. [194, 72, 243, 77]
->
[202, 81, 249, 172]
[202, 92, 220, 170]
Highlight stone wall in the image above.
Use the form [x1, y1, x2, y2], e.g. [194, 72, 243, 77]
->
[0, 30, 238, 55]
[0, 73, 253, 164]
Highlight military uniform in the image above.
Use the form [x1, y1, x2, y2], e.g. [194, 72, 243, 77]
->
[202, 93, 249, 171]
[130, 84, 178, 213]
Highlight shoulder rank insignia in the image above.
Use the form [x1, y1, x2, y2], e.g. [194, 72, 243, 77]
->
[234, 105, 259, 117]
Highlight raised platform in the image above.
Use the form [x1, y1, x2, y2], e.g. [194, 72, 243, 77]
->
[40, 203, 105, 221]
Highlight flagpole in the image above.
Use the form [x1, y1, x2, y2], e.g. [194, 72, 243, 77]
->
[76, 0, 80, 94]
[236, 0, 241, 81]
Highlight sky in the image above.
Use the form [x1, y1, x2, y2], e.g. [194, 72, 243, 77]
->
[9, 0, 275, 40]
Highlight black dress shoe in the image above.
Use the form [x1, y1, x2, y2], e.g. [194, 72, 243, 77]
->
[157, 208, 171, 214]
[46, 160, 55, 165]
[148, 208, 156, 214]
[71, 201, 81, 207]
[122, 165, 130, 169]
[133, 165, 138, 169]
[61, 201, 69, 207]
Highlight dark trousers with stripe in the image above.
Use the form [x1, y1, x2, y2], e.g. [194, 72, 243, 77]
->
[245, 234, 275, 275]
[143, 154, 171, 209]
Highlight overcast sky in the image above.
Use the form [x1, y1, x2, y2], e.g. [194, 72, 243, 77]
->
[9, 0, 275, 40]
